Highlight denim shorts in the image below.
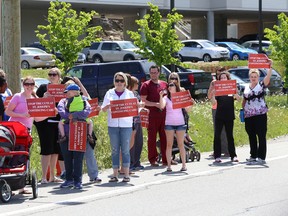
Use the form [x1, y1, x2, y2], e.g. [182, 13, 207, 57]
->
[165, 124, 187, 131]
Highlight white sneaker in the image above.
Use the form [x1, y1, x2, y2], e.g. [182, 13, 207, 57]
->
[246, 157, 256, 162]
[232, 157, 239, 162]
[215, 158, 222, 163]
[257, 158, 266, 164]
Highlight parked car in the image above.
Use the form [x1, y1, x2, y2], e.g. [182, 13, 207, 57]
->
[215, 42, 258, 61]
[178, 39, 230, 62]
[21, 47, 55, 69]
[27, 42, 86, 64]
[65, 60, 147, 100]
[241, 40, 272, 56]
[228, 66, 282, 94]
[238, 33, 268, 44]
[86, 41, 143, 63]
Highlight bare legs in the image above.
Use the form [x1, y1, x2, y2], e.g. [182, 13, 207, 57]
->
[41, 154, 59, 182]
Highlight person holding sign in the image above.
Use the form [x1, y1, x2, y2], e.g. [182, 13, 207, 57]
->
[159, 81, 193, 172]
[243, 60, 272, 165]
[57, 84, 91, 189]
[101, 72, 135, 183]
[210, 71, 241, 163]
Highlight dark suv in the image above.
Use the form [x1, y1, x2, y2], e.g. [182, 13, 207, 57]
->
[228, 67, 283, 94]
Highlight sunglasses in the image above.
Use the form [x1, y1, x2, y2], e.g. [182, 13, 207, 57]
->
[23, 82, 35, 86]
[48, 73, 58, 77]
[170, 77, 178, 80]
[168, 84, 175, 87]
[115, 79, 125, 83]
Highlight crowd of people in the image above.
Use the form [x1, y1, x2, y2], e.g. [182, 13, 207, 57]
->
[0, 60, 273, 190]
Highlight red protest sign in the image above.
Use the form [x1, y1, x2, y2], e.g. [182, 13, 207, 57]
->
[47, 84, 66, 102]
[69, 121, 87, 152]
[140, 108, 149, 128]
[88, 98, 99, 118]
[171, 90, 193, 109]
[4, 96, 13, 109]
[110, 98, 138, 118]
[248, 53, 270, 69]
[214, 80, 237, 96]
[27, 97, 56, 117]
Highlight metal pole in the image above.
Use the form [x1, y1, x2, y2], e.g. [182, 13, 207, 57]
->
[170, 0, 175, 72]
[259, 0, 263, 53]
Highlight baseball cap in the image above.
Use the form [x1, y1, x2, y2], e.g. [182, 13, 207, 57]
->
[64, 83, 80, 93]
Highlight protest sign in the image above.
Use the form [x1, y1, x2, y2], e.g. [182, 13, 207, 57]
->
[248, 53, 270, 69]
[88, 98, 99, 117]
[69, 121, 87, 152]
[110, 98, 138, 118]
[47, 84, 66, 102]
[3, 96, 12, 108]
[140, 108, 149, 128]
[171, 90, 193, 109]
[214, 80, 237, 96]
[27, 97, 56, 117]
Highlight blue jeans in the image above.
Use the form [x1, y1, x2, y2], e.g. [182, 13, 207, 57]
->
[60, 141, 84, 183]
[84, 142, 99, 180]
[108, 127, 132, 169]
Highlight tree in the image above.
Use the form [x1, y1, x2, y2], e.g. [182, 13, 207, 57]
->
[264, 13, 288, 101]
[127, 2, 183, 66]
[35, 0, 102, 71]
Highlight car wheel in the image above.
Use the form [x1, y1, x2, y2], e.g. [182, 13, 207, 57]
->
[93, 55, 103, 63]
[203, 54, 211, 62]
[123, 55, 135, 61]
[21, 61, 30, 69]
[232, 54, 240, 61]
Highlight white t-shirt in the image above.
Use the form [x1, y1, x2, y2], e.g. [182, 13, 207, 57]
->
[243, 81, 268, 118]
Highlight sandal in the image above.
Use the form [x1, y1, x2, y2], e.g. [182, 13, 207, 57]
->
[122, 177, 130, 182]
[50, 177, 63, 183]
[109, 177, 118, 183]
[166, 168, 172, 172]
[180, 167, 187, 172]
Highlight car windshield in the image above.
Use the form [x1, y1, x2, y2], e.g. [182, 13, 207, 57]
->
[23, 48, 47, 54]
[229, 43, 245, 49]
[119, 41, 137, 49]
[200, 41, 217, 48]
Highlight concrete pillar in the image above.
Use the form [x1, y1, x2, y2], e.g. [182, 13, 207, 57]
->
[207, 11, 214, 41]
[123, 8, 146, 41]
[1, 0, 21, 93]
[214, 14, 227, 41]
[190, 17, 207, 39]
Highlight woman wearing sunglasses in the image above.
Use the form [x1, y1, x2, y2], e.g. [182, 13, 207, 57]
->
[34, 68, 64, 184]
[159, 80, 191, 172]
[101, 72, 135, 183]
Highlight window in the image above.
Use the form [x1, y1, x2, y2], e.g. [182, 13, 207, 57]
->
[67, 67, 82, 78]
[90, 42, 100, 50]
[101, 43, 113, 50]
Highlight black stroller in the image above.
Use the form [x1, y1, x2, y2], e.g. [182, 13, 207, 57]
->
[0, 121, 38, 203]
[156, 133, 200, 163]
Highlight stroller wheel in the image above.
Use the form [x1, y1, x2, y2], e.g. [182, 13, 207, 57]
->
[31, 171, 38, 199]
[190, 151, 195, 162]
[0, 180, 12, 203]
[196, 151, 201, 161]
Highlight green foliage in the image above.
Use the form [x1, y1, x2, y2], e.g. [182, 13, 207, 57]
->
[264, 13, 288, 94]
[127, 2, 183, 66]
[35, 0, 102, 71]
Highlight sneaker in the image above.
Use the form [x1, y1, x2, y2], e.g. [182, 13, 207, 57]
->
[257, 158, 266, 164]
[214, 158, 222, 163]
[60, 180, 74, 188]
[231, 157, 239, 162]
[60, 171, 66, 180]
[246, 157, 257, 162]
[41, 179, 48, 184]
[90, 177, 102, 183]
[136, 165, 144, 170]
[74, 182, 83, 189]
[58, 135, 67, 144]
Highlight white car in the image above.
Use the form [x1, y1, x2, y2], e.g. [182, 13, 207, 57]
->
[178, 39, 230, 62]
[241, 40, 272, 56]
[87, 41, 143, 63]
[21, 47, 56, 69]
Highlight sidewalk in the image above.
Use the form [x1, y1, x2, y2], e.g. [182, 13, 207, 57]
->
[2, 135, 288, 215]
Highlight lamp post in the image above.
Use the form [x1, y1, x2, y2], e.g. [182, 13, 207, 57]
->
[170, 0, 175, 72]
[258, 0, 263, 53]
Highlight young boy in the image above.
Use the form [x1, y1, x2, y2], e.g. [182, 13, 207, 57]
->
[58, 84, 95, 145]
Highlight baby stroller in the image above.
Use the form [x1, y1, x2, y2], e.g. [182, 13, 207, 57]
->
[0, 121, 38, 203]
[156, 133, 201, 163]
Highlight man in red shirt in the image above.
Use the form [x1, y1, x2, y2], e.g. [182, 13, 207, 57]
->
[140, 65, 168, 166]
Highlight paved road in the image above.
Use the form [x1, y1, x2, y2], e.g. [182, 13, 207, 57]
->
[2, 136, 288, 216]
